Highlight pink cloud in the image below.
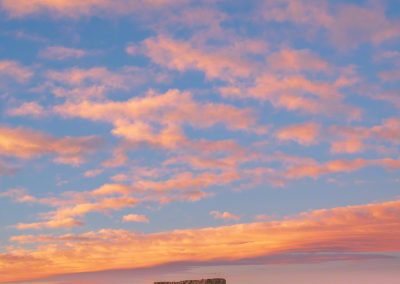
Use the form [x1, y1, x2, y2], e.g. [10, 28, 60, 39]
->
[276, 122, 320, 145]
[39, 46, 87, 60]
[142, 35, 255, 81]
[330, 118, 400, 154]
[267, 48, 329, 73]
[6, 102, 46, 118]
[222, 73, 361, 119]
[283, 158, 399, 180]
[43, 66, 163, 101]
[46, 67, 135, 89]
[83, 168, 104, 178]
[0, 0, 188, 18]
[262, 0, 400, 48]
[0, 60, 32, 83]
[380, 68, 400, 82]
[374, 91, 400, 109]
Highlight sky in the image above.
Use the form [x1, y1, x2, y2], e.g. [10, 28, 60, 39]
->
[0, 0, 399, 283]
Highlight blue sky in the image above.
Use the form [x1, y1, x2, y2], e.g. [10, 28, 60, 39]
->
[0, 0, 399, 283]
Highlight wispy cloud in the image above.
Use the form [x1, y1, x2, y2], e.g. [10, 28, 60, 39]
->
[39, 46, 87, 60]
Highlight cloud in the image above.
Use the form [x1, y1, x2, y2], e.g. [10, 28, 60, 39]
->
[51, 197, 138, 221]
[91, 184, 131, 196]
[261, 0, 400, 48]
[122, 214, 149, 223]
[6, 102, 46, 117]
[242, 153, 400, 186]
[1, 184, 142, 230]
[15, 196, 139, 231]
[142, 35, 255, 81]
[0, 188, 37, 203]
[39, 46, 87, 60]
[0, 160, 16, 176]
[2, 199, 399, 283]
[380, 68, 400, 82]
[2, 168, 239, 231]
[0, 0, 188, 18]
[283, 157, 400, 180]
[0, 60, 32, 83]
[54, 89, 261, 151]
[46, 67, 129, 88]
[254, 214, 270, 221]
[276, 122, 320, 145]
[43, 66, 163, 101]
[329, 118, 400, 154]
[15, 218, 83, 230]
[136, 171, 239, 195]
[267, 48, 329, 73]
[0, 125, 101, 165]
[210, 210, 240, 221]
[374, 90, 400, 109]
[222, 73, 361, 119]
[46, 67, 141, 96]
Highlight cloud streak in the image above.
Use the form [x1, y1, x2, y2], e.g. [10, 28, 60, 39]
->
[2, 199, 399, 283]
[0, 126, 102, 165]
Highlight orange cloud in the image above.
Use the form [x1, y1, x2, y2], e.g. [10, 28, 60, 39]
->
[276, 122, 320, 145]
[91, 183, 131, 196]
[0, 126, 101, 165]
[122, 214, 149, 223]
[2, 199, 399, 283]
[136, 171, 239, 194]
[39, 46, 87, 60]
[50, 196, 137, 219]
[15, 196, 139, 231]
[210, 210, 240, 221]
[15, 218, 82, 230]
[2, 184, 142, 230]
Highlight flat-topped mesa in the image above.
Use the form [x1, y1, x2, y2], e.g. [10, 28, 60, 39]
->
[154, 279, 226, 284]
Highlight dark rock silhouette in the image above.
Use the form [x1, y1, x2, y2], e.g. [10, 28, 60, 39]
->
[154, 279, 226, 284]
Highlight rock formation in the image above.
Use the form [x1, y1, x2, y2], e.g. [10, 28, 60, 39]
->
[154, 278, 226, 284]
